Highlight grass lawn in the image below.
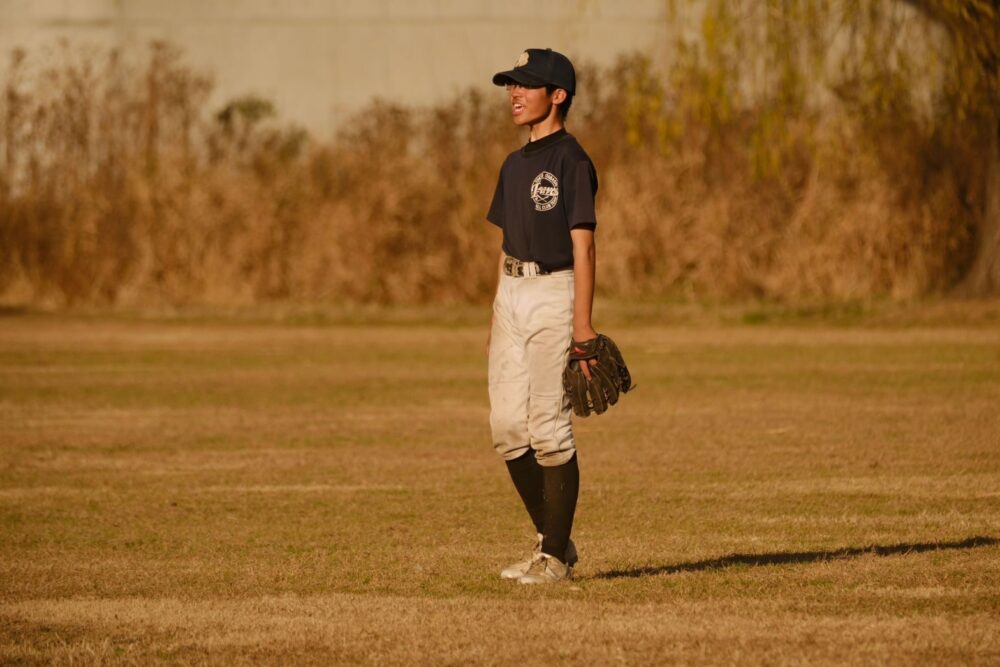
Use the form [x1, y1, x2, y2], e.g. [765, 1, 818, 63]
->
[1, 309, 998, 664]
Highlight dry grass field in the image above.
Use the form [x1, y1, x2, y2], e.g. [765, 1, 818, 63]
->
[1, 306, 998, 665]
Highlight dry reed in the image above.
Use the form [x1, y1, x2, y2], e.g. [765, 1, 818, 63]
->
[0, 12, 986, 306]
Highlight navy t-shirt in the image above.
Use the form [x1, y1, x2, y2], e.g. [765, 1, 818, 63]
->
[487, 129, 598, 271]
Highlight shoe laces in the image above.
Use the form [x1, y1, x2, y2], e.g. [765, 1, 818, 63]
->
[525, 533, 542, 560]
[525, 553, 550, 577]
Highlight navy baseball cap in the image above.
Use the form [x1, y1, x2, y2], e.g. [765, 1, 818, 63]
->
[493, 48, 576, 95]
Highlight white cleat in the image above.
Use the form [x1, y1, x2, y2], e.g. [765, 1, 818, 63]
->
[517, 552, 572, 585]
[500, 533, 577, 580]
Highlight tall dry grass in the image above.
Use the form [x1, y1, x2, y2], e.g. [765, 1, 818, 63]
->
[0, 5, 988, 307]
[0, 41, 522, 307]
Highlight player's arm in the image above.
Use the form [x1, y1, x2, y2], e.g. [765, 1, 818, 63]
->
[571, 227, 598, 378]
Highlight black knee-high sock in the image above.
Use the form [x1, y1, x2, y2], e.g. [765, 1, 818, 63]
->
[505, 450, 546, 534]
[541, 454, 579, 560]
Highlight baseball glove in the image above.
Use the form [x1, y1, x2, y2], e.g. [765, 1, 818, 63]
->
[562, 334, 633, 417]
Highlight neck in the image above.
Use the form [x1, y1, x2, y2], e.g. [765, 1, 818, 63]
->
[528, 111, 564, 142]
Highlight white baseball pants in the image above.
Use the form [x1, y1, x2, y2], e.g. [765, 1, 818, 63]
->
[488, 266, 576, 467]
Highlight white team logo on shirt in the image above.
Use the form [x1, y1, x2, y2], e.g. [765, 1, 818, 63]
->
[530, 171, 559, 211]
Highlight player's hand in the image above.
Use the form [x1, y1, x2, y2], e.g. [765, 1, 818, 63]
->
[572, 325, 599, 380]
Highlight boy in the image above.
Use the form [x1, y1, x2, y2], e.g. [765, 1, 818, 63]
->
[486, 48, 599, 584]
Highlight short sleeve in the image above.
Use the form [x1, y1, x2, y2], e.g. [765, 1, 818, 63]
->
[486, 171, 504, 228]
[565, 160, 598, 229]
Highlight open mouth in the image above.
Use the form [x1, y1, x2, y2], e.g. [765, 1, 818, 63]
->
[512, 103, 525, 115]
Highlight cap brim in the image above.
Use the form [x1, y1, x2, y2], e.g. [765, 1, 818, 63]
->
[492, 69, 549, 87]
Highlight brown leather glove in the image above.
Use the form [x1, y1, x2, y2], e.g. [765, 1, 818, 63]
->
[562, 334, 633, 417]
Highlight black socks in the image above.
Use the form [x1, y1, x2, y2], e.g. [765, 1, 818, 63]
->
[541, 454, 579, 560]
[505, 449, 546, 534]
[505, 450, 580, 562]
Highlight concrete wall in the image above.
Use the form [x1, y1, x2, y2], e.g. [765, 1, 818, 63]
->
[0, 0, 672, 138]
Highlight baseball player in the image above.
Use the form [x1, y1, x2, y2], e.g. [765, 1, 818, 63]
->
[486, 48, 599, 584]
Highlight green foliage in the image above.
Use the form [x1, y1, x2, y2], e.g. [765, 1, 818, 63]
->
[216, 95, 276, 131]
[906, 0, 999, 121]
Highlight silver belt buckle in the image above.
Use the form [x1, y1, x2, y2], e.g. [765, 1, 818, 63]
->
[504, 256, 526, 277]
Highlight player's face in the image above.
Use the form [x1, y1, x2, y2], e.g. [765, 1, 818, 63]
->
[507, 83, 554, 126]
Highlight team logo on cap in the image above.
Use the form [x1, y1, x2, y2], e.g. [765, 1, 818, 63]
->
[515, 51, 529, 68]
[531, 171, 559, 211]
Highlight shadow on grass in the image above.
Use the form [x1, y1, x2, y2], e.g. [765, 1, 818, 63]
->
[589, 536, 998, 580]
